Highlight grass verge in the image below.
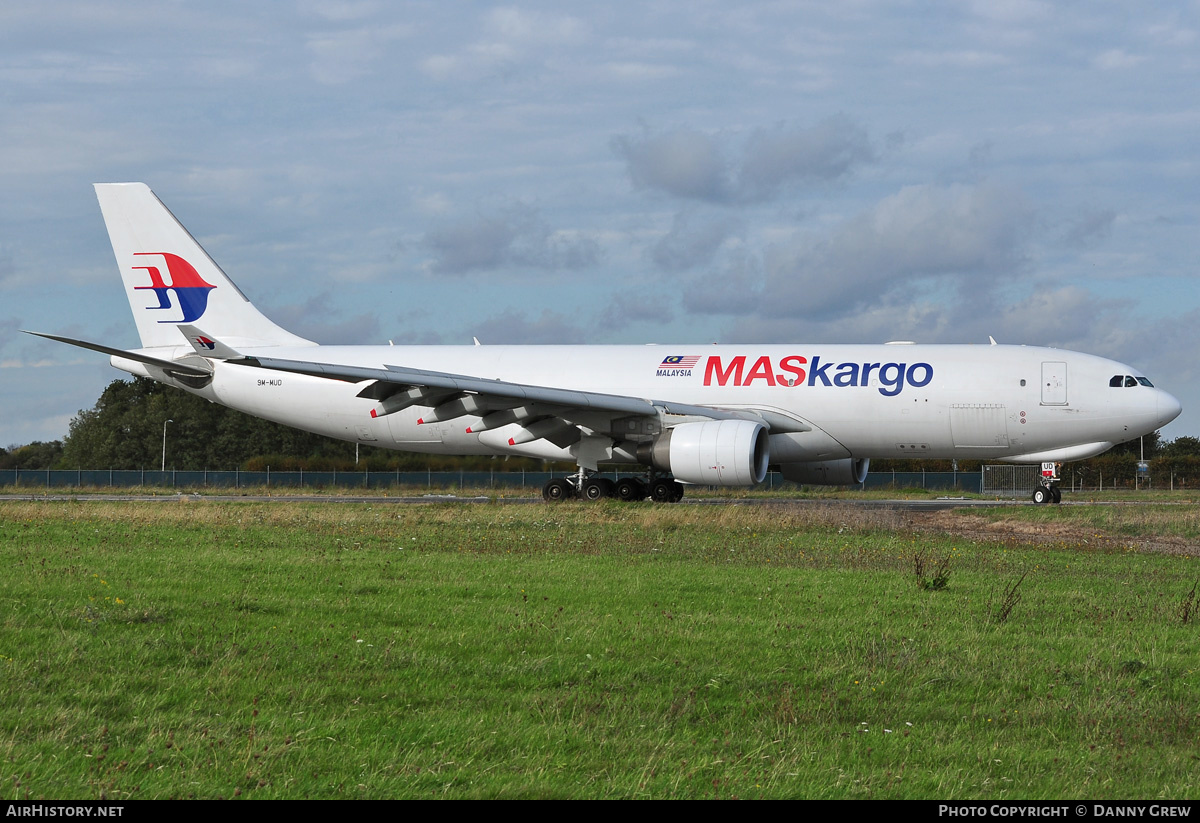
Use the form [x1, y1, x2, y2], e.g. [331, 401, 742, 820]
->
[1, 500, 1198, 799]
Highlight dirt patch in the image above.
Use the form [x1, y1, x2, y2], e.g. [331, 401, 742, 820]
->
[908, 510, 1200, 557]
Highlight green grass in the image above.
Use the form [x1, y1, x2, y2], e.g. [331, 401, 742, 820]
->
[954, 498, 1200, 541]
[1, 500, 1198, 799]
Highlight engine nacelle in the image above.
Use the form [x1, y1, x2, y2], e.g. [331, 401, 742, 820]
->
[779, 458, 870, 486]
[637, 420, 769, 486]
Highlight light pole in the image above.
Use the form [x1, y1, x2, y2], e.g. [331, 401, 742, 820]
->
[162, 418, 173, 472]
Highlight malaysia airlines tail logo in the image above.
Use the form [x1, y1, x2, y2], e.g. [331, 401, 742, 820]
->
[132, 252, 216, 324]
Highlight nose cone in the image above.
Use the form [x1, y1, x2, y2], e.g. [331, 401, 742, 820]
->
[1158, 390, 1183, 428]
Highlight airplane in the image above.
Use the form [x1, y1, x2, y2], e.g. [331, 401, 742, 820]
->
[27, 183, 1182, 504]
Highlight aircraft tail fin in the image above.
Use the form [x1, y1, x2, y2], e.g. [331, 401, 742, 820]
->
[94, 183, 315, 350]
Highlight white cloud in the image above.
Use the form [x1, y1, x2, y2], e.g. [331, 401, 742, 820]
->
[266, 292, 382, 344]
[965, 0, 1052, 25]
[597, 294, 673, 330]
[895, 50, 1009, 68]
[612, 117, 875, 204]
[601, 62, 681, 81]
[756, 182, 1033, 320]
[1145, 24, 1196, 48]
[418, 7, 584, 83]
[1062, 209, 1117, 248]
[651, 211, 739, 272]
[469, 308, 579, 344]
[422, 204, 601, 275]
[486, 8, 585, 43]
[611, 129, 729, 201]
[1093, 49, 1145, 70]
[306, 23, 413, 85]
[300, 1, 382, 23]
[412, 191, 453, 216]
[682, 252, 764, 317]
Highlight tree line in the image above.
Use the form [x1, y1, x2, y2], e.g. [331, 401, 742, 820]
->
[6, 377, 1200, 488]
[7, 378, 553, 472]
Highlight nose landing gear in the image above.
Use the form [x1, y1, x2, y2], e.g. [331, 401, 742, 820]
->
[1032, 462, 1062, 505]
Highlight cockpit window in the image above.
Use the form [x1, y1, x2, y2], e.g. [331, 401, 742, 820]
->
[1137, 376, 1154, 387]
[1110, 375, 1123, 387]
[1124, 376, 1138, 387]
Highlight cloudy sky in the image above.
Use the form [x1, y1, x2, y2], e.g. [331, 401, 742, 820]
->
[3, 1, 1199, 447]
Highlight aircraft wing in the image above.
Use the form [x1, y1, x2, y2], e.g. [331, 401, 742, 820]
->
[235, 354, 760, 429]
[29, 324, 808, 455]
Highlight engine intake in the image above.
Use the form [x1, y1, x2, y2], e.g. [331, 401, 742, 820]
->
[637, 420, 769, 486]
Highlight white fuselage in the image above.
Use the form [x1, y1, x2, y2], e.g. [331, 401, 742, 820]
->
[117, 342, 1181, 466]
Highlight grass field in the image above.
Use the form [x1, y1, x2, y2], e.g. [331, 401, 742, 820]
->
[2, 498, 1198, 799]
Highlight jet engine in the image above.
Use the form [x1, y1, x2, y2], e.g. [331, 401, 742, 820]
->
[779, 458, 870, 486]
[637, 419, 769, 486]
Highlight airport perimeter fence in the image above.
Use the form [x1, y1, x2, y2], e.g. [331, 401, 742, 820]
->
[7, 466, 1181, 495]
[3, 467, 987, 493]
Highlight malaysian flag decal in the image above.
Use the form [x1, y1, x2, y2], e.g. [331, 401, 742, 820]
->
[655, 355, 699, 377]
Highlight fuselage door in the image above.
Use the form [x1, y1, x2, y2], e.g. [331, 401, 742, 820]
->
[1041, 361, 1067, 405]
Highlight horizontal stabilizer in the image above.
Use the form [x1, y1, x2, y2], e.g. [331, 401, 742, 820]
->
[23, 331, 212, 377]
[177, 324, 244, 360]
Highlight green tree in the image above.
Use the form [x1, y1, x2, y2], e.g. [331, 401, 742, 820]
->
[1162, 436, 1200, 457]
[61, 378, 362, 469]
[58, 377, 570, 472]
[1107, 431, 1162, 458]
[0, 441, 64, 470]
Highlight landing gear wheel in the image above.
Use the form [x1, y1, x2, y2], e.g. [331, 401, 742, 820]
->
[650, 479, 675, 503]
[650, 479, 685, 503]
[1032, 487, 1050, 505]
[615, 478, 646, 502]
[1051, 486, 1062, 504]
[582, 478, 615, 501]
[543, 478, 575, 502]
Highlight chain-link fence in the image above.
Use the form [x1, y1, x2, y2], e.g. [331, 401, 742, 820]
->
[981, 464, 1043, 497]
[3, 467, 986, 493]
[11, 465, 1187, 494]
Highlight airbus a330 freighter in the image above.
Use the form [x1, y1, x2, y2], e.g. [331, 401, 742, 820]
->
[29, 184, 1182, 503]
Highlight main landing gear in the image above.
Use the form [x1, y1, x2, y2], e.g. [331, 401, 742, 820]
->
[542, 471, 684, 503]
